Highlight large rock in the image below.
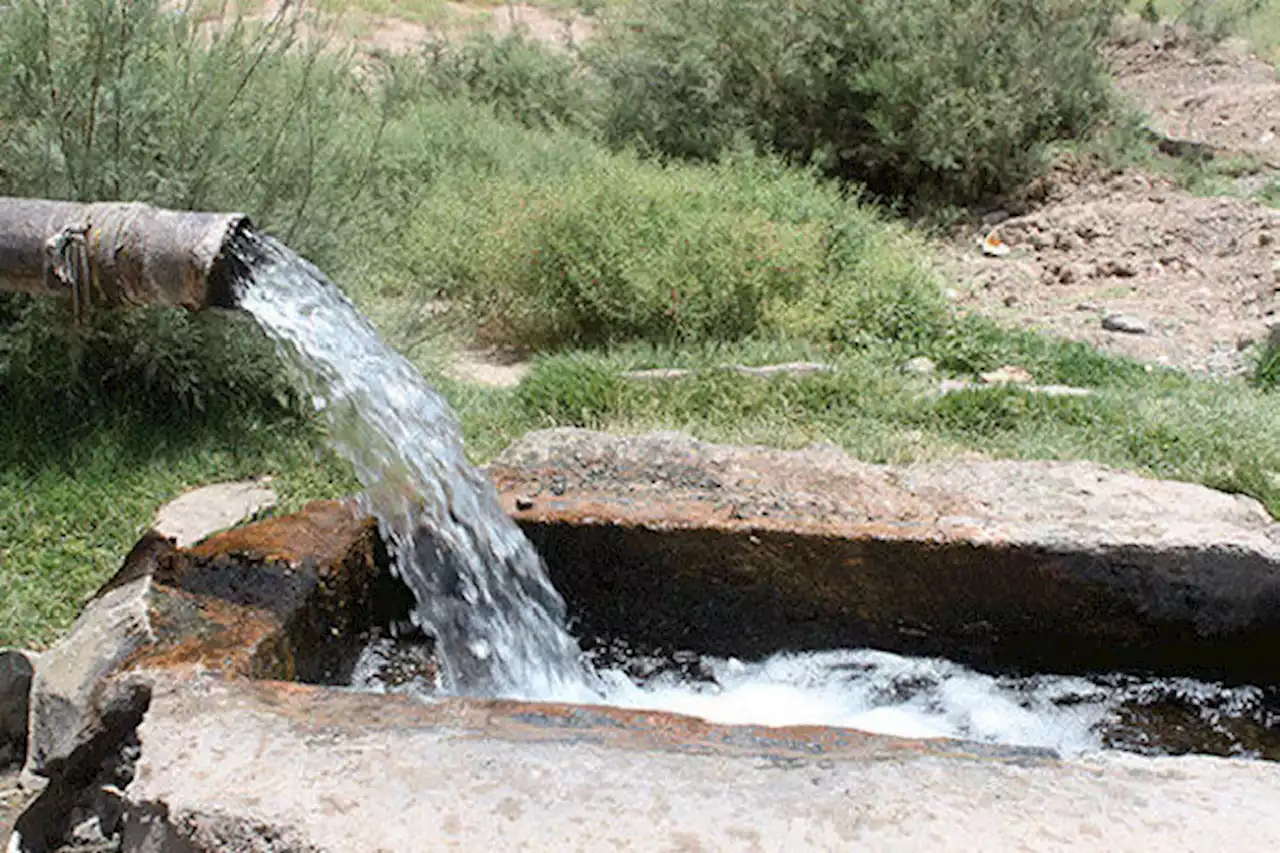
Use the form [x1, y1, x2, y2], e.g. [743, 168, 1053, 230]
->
[0, 650, 36, 768]
[24, 535, 164, 779]
[114, 672, 1280, 853]
[138, 500, 394, 684]
[12, 503, 393, 852]
[489, 429, 1280, 682]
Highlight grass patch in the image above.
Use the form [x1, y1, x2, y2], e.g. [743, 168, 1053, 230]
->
[0, 401, 354, 649]
[493, 341, 1280, 517]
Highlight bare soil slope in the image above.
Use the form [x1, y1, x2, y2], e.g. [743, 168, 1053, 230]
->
[1111, 26, 1280, 165]
[952, 27, 1280, 378]
[951, 165, 1279, 376]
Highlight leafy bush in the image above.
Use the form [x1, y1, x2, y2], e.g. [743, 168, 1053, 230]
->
[399, 150, 944, 349]
[590, 0, 1119, 203]
[0, 0, 389, 264]
[0, 294, 296, 418]
[405, 31, 600, 131]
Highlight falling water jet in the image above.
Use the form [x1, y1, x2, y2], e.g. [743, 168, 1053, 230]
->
[227, 229, 597, 700]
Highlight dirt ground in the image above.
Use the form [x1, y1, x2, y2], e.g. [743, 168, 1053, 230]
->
[1110, 24, 1280, 166]
[949, 24, 1280, 378]
[949, 164, 1279, 376]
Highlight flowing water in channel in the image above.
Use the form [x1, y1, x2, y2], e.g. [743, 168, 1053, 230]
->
[231, 231, 596, 699]
[233, 231, 1276, 759]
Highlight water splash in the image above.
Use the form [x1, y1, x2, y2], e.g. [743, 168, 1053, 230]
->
[230, 231, 595, 699]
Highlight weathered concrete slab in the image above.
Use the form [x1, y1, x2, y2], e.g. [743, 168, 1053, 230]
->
[13, 502, 394, 851]
[116, 671, 1280, 853]
[138, 500, 393, 684]
[490, 429, 1280, 681]
[153, 480, 277, 548]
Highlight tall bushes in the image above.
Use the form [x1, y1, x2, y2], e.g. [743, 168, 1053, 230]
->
[590, 0, 1120, 203]
[400, 151, 944, 349]
[0, 0, 386, 261]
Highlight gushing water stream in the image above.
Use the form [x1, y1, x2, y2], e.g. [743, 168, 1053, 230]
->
[231, 231, 595, 699]
[231, 231, 1276, 760]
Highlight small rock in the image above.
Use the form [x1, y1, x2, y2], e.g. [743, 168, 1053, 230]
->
[154, 479, 277, 548]
[1097, 258, 1138, 278]
[1032, 385, 1094, 398]
[981, 210, 1011, 228]
[1102, 313, 1151, 335]
[943, 288, 960, 301]
[1073, 219, 1109, 240]
[904, 357, 937, 376]
[623, 368, 692, 382]
[935, 379, 1091, 398]
[515, 496, 535, 511]
[1003, 294, 1019, 307]
[725, 362, 835, 379]
[980, 366, 1035, 385]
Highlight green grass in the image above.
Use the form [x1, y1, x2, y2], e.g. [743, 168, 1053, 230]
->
[472, 339, 1280, 512]
[0, 402, 356, 649]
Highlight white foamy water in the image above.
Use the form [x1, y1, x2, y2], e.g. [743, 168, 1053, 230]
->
[352, 638, 1130, 755]
[595, 649, 1114, 755]
[231, 232, 596, 699]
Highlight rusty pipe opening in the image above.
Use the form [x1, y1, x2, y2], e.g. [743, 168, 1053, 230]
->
[0, 197, 252, 314]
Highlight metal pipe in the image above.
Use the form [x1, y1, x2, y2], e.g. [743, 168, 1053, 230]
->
[0, 197, 251, 313]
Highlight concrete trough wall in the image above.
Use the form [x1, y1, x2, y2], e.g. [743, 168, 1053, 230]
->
[493, 429, 1280, 685]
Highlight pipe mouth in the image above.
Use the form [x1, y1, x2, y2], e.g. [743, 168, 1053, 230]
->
[204, 217, 256, 310]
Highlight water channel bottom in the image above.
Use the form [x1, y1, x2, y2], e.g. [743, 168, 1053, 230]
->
[233, 231, 1275, 758]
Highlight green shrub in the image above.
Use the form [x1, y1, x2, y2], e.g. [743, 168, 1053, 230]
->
[590, 0, 1119, 203]
[1254, 333, 1280, 390]
[0, 294, 297, 419]
[0, 0, 387, 264]
[399, 150, 944, 349]
[406, 31, 601, 131]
